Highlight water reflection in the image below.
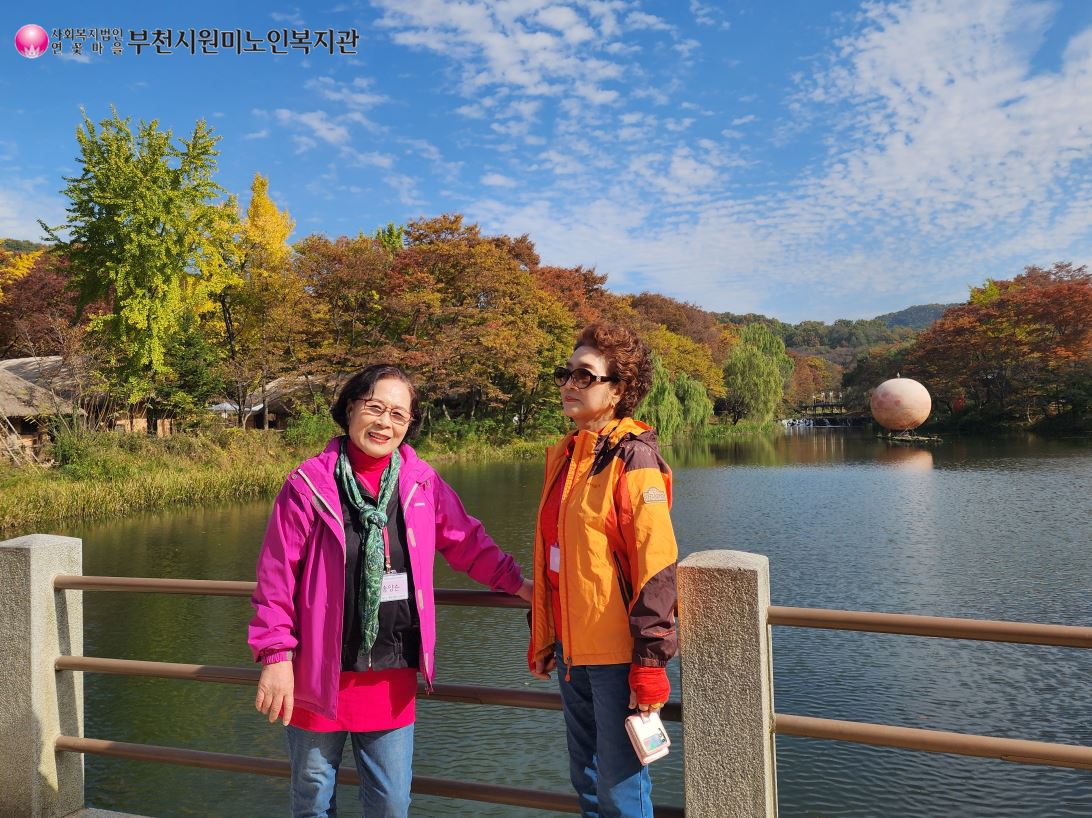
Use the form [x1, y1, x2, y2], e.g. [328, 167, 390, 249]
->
[874, 444, 934, 470]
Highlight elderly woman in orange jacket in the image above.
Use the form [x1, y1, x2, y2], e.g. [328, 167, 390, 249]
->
[528, 323, 679, 818]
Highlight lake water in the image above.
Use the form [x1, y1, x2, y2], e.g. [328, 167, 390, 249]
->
[62, 429, 1092, 817]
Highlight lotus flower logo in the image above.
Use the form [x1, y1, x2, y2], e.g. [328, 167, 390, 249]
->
[15, 24, 49, 59]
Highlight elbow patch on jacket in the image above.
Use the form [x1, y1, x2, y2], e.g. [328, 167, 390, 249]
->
[630, 563, 678, 665]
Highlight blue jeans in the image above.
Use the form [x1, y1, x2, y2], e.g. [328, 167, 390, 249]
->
[555, 647, 652, 818]
[284, 724, 413, 818]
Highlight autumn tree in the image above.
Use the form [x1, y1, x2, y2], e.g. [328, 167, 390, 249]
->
[0, 251, 83, 357]
[398, 215, 574, 430]
[294, 231, 437, 387]
[905, 263, 1091, 421]
[0, 247, 41, 302]
[214, 173, 308, 426]
[631, 292, 729, 361]
[787, 350, 843, 405]
[40, 108, 236, 404]
[533, 264, 640, 330]
[645, 325, 726, 398]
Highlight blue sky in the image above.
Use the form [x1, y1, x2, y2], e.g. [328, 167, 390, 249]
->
[4, 1, 1092, 323]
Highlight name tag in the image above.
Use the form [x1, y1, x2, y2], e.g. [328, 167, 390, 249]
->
[549, 543, 560, 573]
[380, 572, 409, 602]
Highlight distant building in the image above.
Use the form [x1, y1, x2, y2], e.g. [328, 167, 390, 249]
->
[209, 375, 335, 429]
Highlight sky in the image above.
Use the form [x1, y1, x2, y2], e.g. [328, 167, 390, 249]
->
[3, 0, 1092, 323]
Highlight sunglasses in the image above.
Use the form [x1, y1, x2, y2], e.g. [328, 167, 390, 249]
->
[553, 366, 620, 389]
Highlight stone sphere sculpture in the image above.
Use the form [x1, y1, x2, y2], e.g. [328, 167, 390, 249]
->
[870, 377, 931, 431]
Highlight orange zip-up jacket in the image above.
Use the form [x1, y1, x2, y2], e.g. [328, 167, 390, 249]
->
[529, 417, 679, 670]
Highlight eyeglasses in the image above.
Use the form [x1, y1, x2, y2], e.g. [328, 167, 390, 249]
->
[553, 366, 620, 389]
[357, 399, 413, 427]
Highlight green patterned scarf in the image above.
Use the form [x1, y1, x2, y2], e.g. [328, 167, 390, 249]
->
[334, 436, 401, 655]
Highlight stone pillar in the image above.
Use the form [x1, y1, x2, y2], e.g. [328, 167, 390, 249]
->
[0, 535, 84, 817]
[678, 550, 776, 818]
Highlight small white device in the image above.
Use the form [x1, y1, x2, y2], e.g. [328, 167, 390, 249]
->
[625, 711, 671, 764]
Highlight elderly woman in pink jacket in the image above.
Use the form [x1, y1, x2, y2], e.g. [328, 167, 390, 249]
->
[249, 364, 532, 818]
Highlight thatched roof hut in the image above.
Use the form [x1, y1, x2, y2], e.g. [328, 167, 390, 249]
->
[0, 356, 84, 400]
[0, 368, 74, 419]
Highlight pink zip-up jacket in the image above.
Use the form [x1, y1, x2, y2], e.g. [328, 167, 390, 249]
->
[248, 437, 525, 720]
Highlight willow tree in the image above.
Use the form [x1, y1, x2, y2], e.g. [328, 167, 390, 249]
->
[40, 108, 235, 403]
[722, 323, 793, 423]
[636, 357, 683, 441]
[674, 371, 714, 432]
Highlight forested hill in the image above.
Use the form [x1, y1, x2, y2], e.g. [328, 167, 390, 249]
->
[1, 239, 46, 254]
[875, 303, 955, 330]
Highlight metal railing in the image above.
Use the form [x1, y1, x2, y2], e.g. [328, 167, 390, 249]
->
[51, 573, 1092, 818]
[767, 605, 1092, 770]
[51, 574, 684, 816]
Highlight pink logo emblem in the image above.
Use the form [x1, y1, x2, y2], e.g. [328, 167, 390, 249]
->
[15, 24, 49, 59]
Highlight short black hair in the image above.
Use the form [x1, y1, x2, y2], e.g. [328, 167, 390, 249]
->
[331, 364, 421, 439]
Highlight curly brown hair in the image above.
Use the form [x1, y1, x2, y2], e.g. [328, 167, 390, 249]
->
[574, 323, 653, 419]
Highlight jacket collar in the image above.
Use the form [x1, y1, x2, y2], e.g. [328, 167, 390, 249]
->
[295, 437, 433, 525]
[548, 416, 652, 461]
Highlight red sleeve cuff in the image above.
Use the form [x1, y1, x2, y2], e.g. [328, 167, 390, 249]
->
[628, 664, 670, 705]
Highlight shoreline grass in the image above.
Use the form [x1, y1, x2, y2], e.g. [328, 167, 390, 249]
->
[0, 428, 559, 534]
[0, 420, 786, 534]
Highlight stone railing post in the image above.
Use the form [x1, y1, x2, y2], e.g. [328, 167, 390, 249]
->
[678, 550, 776, 818]
[0, 534, 84, 817]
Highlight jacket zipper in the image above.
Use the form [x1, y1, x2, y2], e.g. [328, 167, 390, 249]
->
[400, 476, 428, 687]
[559, 432, 588, 677]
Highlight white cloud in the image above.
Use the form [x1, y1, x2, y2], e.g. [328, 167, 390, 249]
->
[689, 0, 730, 30]
[344, 148, 395, 169]
[782, 0, 1092, 254]
[0, 176, 66, 240]
[384, 172, 424, 206]
[243, 129, 270, 140]
[305, 76, 387, 110]
[482, 172, 518, 187]
[292, 135, 318, 154]
[274, 109, 351, 145]
[372, 0, 633, 105]
[730, 114, 756, 126]
[536, 5, 597, 43]
[624, 11, 672, 32]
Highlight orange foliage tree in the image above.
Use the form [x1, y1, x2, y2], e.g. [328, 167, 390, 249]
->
[906, 263, 1091, 420]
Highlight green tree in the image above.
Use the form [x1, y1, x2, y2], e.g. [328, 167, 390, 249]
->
[40, 108, 235, 402]
[722, 324, 791, 423]
[673, 371, 714, 432]
[636, 357, 683, 441]
[157, 310, 225, 424]
[373, 222, 405, 255]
